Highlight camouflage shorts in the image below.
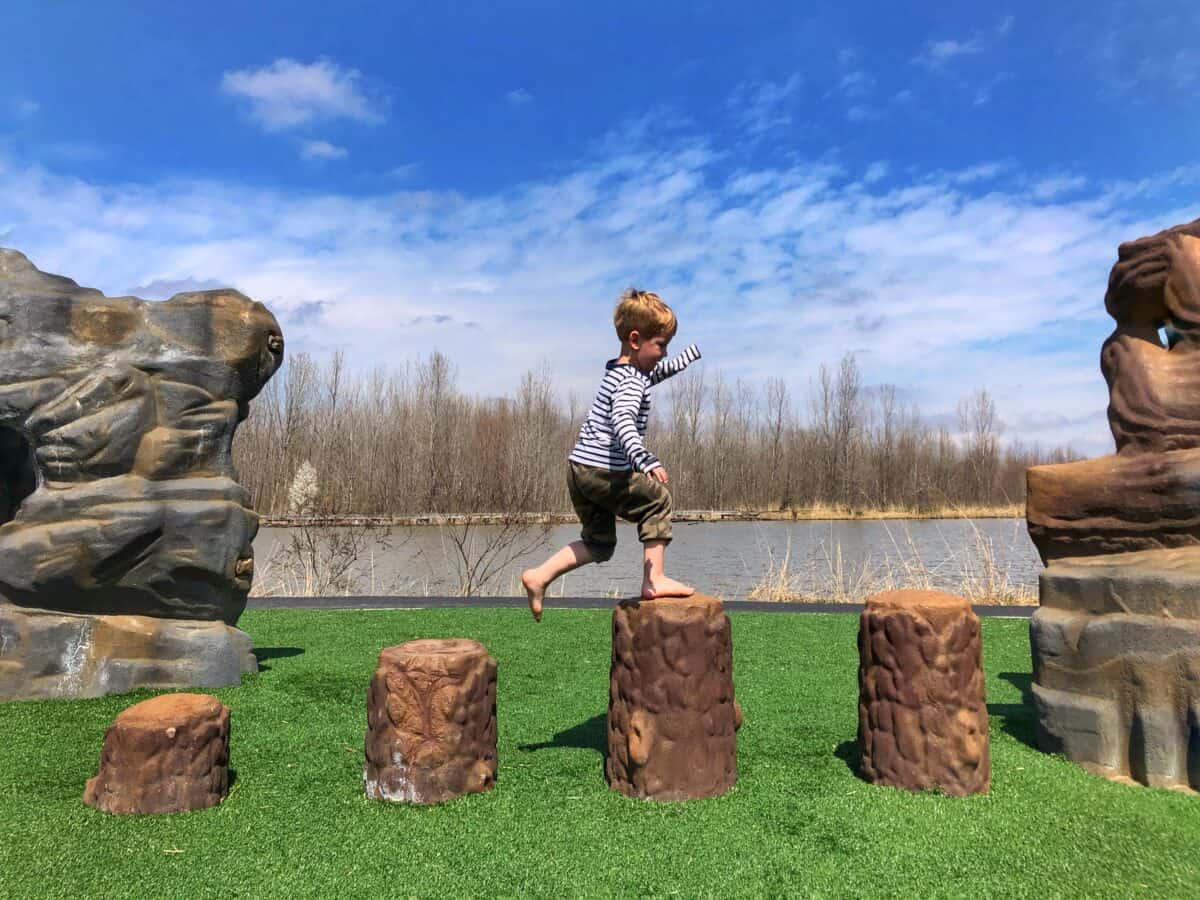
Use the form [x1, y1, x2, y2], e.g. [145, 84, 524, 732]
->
[566, 461, 672, 563]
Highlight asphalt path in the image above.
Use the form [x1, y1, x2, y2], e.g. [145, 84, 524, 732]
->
[248, 595, 1036, 618]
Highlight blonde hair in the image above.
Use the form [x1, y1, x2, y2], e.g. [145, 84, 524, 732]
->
[613, 289, 677, 342]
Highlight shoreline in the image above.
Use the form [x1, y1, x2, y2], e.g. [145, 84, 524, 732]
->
[261, 505, 1025, 528]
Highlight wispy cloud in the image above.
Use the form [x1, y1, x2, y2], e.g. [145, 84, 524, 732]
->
[973, 72, 1012, 106]
[912, 15, 1014, 70]
[13, 99, 39, 118]
[727, 74, 803, 136]
[221, 58, 383, 131]
[125, 276, 227, 299]
[300, 139, 349, 161]
[505, 88, 533, 108]
[1, 123, 1195, 455]
[1077, 5, 1200, 98]
[1031, 174, 1087, 201]
[863, 162, 889, 184]
[830, 70, 875, 100]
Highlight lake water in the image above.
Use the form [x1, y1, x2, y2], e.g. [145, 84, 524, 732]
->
[251, 518, 1043, 601]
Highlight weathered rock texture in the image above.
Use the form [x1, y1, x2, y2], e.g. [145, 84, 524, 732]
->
[1027, 219, 1200, 792]
[606, 594, 743, 801]
[857, 589, 990, 795]
[0, 249, 282, 699]
[1028, 221, 1200, 561]
[1032, 547, 1200, 791]
[0, 608, 256, 700]
[364, 639, 497, 804]
[83, 692, 230, 815]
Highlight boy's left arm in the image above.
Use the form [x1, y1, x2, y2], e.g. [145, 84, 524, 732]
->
[649, 344, 701, 386]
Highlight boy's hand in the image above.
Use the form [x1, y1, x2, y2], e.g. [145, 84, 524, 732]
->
[648, 466, 669, 484]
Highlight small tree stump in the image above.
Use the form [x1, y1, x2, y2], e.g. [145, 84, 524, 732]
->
[363, 638, 497, 804]
[606, 594, 743, 801]
[83, 693, 230, 815]
[857, 589, 990, 796]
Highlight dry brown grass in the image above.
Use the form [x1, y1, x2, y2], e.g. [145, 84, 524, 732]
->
[746, 521, 1037, 606]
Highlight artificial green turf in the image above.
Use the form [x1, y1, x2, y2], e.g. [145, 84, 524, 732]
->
[2, 608, 1198, 899]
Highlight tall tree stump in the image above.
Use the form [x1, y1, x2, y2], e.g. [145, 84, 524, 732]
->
[363, 638, 497, 804]
[857, 589, 990, 796]
[83, 693, 230, 815]
[606, 594, 743, 801]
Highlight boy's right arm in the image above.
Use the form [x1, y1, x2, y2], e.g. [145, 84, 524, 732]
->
[649, 344, 701, 385]
[610, 375, 661, 473]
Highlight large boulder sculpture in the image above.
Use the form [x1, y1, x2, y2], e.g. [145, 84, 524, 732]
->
[0, 249, 283, 699]
[1027, 219, 1200, 791]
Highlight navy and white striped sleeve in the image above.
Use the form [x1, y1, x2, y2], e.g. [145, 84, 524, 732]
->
[610, 374, 660, 473]
[649, 343, 702, 385]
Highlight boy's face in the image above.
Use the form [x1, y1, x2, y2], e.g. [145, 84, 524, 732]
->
[629, 330, 671, 373]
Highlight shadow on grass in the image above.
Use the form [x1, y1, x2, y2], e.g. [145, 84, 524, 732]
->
[253, 647, 305, 672]
[517, 713, 606, 754]
[989, 671, 1037, 749]
[834, 740, 860, 778]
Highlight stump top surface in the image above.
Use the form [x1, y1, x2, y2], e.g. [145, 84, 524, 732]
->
[864, 589, 970, 612]
[380, 638, 489, 664]
[616, 592, 724, 619]
[116, 692, 224, 727]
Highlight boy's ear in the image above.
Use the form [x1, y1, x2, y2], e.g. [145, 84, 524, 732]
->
[627, 329, 642, 349]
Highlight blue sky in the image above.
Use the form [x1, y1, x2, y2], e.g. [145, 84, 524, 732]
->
[2, 1, 1198, 453]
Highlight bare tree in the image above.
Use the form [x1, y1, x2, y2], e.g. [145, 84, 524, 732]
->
[958, 388, 1001, 504]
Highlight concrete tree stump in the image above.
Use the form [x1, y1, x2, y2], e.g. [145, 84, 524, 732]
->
[363, 639, 497, 804]
[83, 693, 230, 815]
[606, 594, 743, 801]
[857, 589, 990, 796]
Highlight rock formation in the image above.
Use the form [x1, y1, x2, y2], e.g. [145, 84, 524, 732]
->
[364, 639, 498, 804]
[606, 594, 742, 801]
[1027, 219, 1200, 791]
[857, 589, 990, 796]
[83, 692, 231, 815]
[0, 249, 282, 699]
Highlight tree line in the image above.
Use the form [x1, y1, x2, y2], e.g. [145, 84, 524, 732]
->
[232, 351, 1078, 518]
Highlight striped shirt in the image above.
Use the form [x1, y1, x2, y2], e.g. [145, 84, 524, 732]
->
[568, 344, 702, 473]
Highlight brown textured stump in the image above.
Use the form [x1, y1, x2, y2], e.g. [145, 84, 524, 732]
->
[606, 594, 743, 801]
[857, 589, 990, 796]
[83, 693, 230, 815]
[363, 638, 497, 804]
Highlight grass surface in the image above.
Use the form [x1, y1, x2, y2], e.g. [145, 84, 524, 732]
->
[2, 608, 1198, 898]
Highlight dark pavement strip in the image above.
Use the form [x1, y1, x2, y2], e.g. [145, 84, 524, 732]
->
[248, 595, 1036, 618]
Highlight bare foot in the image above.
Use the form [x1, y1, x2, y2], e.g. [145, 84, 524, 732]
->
[522, 569, 546, 622]
[641, 576, 695, 600]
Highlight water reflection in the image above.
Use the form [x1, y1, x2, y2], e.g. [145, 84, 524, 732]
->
[252, 518, 1041, 600]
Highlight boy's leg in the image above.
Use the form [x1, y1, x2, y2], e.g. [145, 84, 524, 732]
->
[641, 539, 695, 600]
[523, 463, 616, 622]
[522, 541, 594, 622]
[609, 472, 694, 600]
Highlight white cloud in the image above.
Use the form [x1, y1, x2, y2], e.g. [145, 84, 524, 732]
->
[913, 15, 1013, 70]
[973, 72, 1012, 106]
[727, 74, 803, 136]
[505, 89, 533, 108]
[846, 105, 879, 123]
[300, 140, 349, 161]
[1, 130, 1196, 457]
[863, 162, 889, 184]
[387, 163, 420, 181]
[915, 37, 984, 69]
[834, 70, 875, 99]
[1031, 174, 1088, 201]
[221, 58, 382, 131]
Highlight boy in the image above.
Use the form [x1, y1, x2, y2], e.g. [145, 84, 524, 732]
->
[522, 289, 702, 621]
